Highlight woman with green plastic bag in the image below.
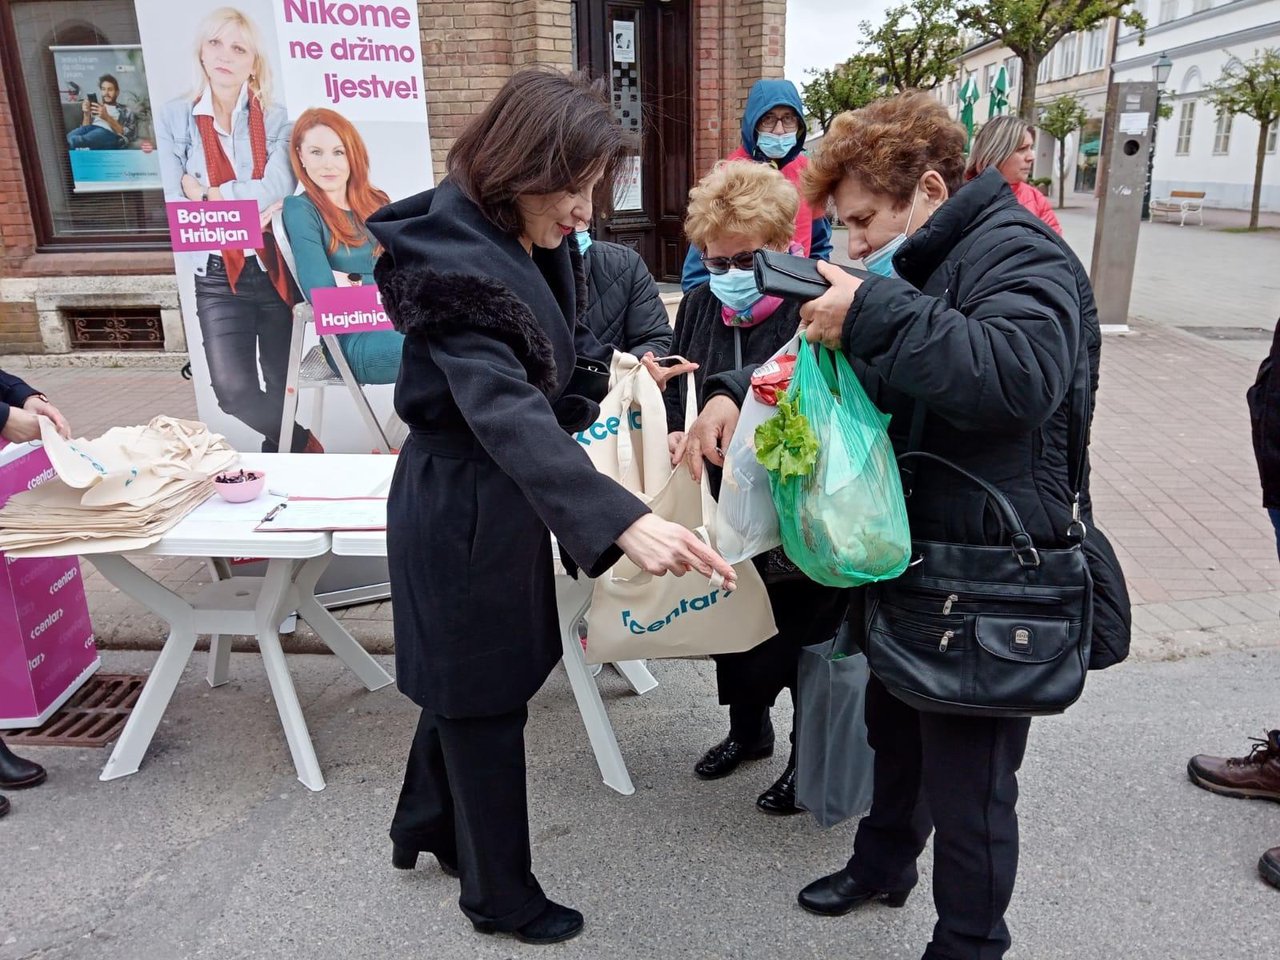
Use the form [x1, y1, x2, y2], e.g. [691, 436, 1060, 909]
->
[685, 91, 1128, 960]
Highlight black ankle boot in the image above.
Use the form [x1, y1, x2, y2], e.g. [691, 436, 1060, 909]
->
[474, 901, 584, 945]
[0, 739, 45, 790]
[797, 868, 911, 916]
[391, 843, 459, 878]
[756, 759, 801, 815]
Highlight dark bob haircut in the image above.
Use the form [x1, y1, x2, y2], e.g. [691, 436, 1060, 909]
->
[446, 68, 625, 235]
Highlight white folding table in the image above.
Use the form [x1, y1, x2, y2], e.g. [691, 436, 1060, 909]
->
[31, 454, 396, 792]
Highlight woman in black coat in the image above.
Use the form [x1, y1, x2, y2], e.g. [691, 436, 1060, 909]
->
[367, 69, 734, 947]
[691, 92, 1130, 959]
[658, 160, 848, 815]
[572, 223, 673, 358]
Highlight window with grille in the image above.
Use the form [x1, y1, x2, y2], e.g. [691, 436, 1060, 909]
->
[1176, 101, 1195, 155]
[1159, 0, 1179, 23]
[64, 307, 164, 350]
[1085, 27, 1107, 72]
[2, 0, 167, 247]
[1213, 112, 1233, 155]
[1192, 0, 1211, 11]
[1055, 35, 1078, 80]
[1268, 123, 1277, 154]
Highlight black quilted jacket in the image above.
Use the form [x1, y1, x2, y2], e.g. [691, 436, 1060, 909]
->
[579, 240, 673, 358]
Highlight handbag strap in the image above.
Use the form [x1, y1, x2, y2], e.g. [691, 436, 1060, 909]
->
[896, 451, 1044, 568]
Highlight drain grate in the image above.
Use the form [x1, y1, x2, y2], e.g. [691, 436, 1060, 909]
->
[6, 674, 145, 748]
[1179, 326, 1273, 341]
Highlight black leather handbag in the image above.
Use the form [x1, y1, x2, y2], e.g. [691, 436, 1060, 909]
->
[752, 249, 869, 302]
[863, 359, 1094, 718]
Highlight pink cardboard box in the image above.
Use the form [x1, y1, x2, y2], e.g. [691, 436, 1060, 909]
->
[0, 443, 99, 728]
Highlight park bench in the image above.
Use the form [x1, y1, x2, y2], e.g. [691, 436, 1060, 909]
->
[1151, 190, 1206, 227]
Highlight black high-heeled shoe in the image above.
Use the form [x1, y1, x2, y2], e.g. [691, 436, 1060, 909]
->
[473, 901, 584, 945]
[391, 844, 459, 878]
[797, 868, 911, 916]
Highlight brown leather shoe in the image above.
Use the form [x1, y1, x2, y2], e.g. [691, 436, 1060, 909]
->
[1187, 730, 1280, 801]
[1260, 847, 1280, 890]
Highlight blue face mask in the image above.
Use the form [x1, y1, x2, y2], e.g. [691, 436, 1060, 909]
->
[861, 191, 920, 278]
[756, 131, 796, 160]
[574, 229, 592, 255]
[709, 268, 763, 313]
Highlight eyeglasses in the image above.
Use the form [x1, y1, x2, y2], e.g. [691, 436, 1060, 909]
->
[700, 251, 757, 274]
[757, 111, 800, 133]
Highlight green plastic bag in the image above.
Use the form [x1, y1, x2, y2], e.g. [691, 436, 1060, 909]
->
[756, 345, 911, 588]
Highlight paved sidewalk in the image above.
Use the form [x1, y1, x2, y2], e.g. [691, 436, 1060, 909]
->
[3, 647, 1278, 960]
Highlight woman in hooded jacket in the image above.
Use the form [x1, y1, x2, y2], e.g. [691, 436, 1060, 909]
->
[367, 68, 734, 947]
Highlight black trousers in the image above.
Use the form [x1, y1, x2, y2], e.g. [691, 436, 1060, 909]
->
[195, 257, 309, 452]
[847, 675, 1031, 960]
[390, 705, 547, 929]
[714, 578, 849, 743]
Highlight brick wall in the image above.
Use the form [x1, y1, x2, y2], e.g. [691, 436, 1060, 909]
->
[0, 52, 41, 352]
[692, 0, 787, 179]
[419, 1, 574, 184]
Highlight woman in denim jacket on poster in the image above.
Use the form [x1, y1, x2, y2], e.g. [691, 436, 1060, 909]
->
[155, 6, 317, 453]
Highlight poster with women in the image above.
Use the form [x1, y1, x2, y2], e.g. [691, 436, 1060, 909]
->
[132, 0, 432, 457]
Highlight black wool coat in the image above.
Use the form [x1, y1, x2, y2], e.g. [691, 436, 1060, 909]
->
[708, 168, 1131, 670]
[368, 182, 649, 718]
[581, 240, 673, 358]
[1248, 318, 1280, 509]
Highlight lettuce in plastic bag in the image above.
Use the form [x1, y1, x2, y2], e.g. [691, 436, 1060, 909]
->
[754, 389, 818, 482]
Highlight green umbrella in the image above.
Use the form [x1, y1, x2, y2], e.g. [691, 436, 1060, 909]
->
[988, 65, 1009, 120]
[959, 76, 980, 150]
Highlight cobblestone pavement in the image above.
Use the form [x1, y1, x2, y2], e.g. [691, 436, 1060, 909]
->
[7, 200, 1280, 662]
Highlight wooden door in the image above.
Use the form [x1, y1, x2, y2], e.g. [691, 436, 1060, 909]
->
[576, 0, 693, 282]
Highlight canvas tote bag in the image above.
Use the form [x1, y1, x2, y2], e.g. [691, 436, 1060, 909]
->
[576, 352, 673, 498]
[585, 374, 777, 664]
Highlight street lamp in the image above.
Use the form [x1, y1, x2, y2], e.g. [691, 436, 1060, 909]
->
[1141, 52, 1175, 220]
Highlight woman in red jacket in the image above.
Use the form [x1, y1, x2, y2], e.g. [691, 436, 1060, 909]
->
[965, 115, 1063, 235]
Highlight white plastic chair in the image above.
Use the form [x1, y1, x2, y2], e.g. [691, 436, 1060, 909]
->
[272, 209, 391, 454]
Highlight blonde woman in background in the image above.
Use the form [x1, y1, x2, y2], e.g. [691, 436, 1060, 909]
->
[155, 6, 316, 453]
[965, 115, 1063, 235]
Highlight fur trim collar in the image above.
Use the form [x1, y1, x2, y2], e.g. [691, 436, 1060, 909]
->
[374, 255, 558, 396]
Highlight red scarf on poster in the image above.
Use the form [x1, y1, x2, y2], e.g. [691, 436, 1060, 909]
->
[195, 97, 294, 303]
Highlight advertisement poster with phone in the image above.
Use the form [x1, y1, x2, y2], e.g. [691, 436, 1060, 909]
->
[51, 45, 161, 193]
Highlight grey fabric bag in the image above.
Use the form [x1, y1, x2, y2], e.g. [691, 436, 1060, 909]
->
[795, 625, 875, 828]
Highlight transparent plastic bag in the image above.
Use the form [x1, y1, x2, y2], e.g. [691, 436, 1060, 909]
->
[713, 338, 798, 564]
[764, 345, 911, 588]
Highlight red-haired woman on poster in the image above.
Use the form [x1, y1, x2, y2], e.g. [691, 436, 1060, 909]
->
[282, 108, 405, 384]
[155, 6, 318, 452]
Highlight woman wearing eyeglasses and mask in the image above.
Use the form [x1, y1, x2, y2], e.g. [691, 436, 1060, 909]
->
[684, 92, 1129, 960]
[648, 160, 849, 815]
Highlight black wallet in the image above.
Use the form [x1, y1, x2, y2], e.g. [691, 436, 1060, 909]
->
[753, 249, 869, 302]
[566, 356, 610, 403]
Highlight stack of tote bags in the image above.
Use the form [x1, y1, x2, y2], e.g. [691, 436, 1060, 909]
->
[0, 416, 237, 557]
[579, 354, 776, 665]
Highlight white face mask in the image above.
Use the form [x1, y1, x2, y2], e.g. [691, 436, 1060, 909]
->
[861, 190, 920, 278]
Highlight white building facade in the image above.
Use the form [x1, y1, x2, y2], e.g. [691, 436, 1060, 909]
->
[1113, 0, 1280, 211]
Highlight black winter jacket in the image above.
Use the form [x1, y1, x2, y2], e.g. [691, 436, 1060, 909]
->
[0, 368, 39, 432]
[709, 169, 1131, 670]
[580, 240, 673, 358]
[1248, 319, 1280, 508]
[368, 182, 649, 717]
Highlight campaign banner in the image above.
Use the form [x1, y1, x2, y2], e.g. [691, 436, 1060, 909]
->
[135, 0, 432, 457]
[135, 0, 434, 601]
[51, 45, 161, 193]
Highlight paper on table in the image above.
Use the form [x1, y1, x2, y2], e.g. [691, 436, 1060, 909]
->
[255, 496, 387, 532]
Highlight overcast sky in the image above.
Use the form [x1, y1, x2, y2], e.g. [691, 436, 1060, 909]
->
[785, 0, 896, 88]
